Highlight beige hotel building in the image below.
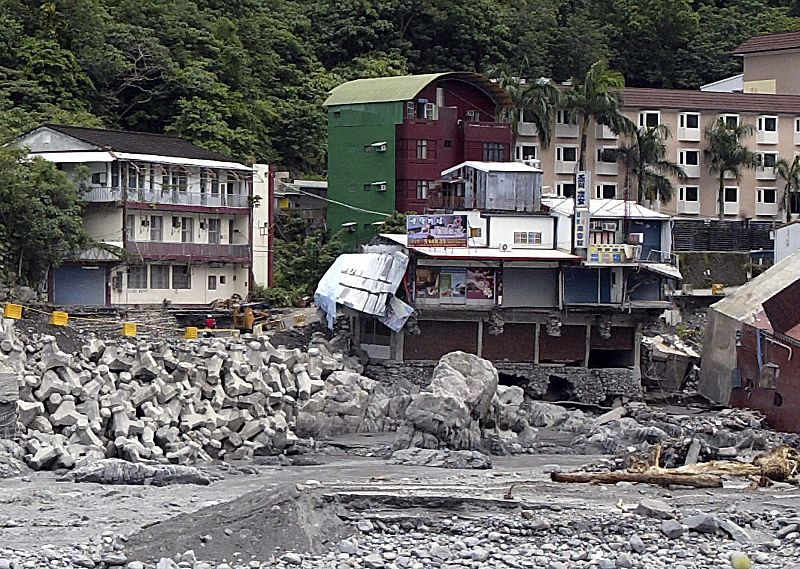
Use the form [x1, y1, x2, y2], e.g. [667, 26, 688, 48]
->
[516, 31, 800, 222]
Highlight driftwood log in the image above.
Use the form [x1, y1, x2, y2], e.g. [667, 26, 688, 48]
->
[550, 470, 723, 488]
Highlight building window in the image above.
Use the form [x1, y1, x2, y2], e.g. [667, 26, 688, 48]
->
[556, 146, 578, 162]
[760, 152, 778, 169]
[758, 115, 778, 132]
[679, 112, 700, 129]
[416, 139, 428, 160]
[513, 231, 542, 245]
[171, 170, 188, 192]
[149, 215, 163, 241]
[721, 114, 739, 128]
[516, 144, 538, 161]
[127, 265, 147, 289]
[416, 180, 429, 200]
[208, 275, 217, 290]
[219, 275, 227, 285]
[556, 182, 576, 197]
[757, 187, 777, 204]
[406, 101, 415, 118]
[725, 186, 739, 203]
[444, 140, 452, 148]
[596, 148, 615, 163]
[91, 172, 103, 185]
[639, 111, 660, 128]
[678, 149, 700, 166]
[200, 170, 208, 194]
[482, 142, 505, 161]
[795, 117, 800, 134]
[111, 162, 120, 188]
[596, 184, 617, 199]
[207, 218, 221, 244]
[228, 219, 235, 243]
[172, 265, 191, 289]
[126, 214, 136, 241]
[181, 217, 193, 243]
[556, 110, 573, 125]
[150, 265, 169, 289]
[127, 163, 144, 189]
[680, 186, 699, 202]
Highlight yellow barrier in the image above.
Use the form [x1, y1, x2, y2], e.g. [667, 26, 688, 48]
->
[184, 327, 198, 340]
[50, 311, 69, 327]
[3, 303, 22, 320]
[122, 322, 138, 337]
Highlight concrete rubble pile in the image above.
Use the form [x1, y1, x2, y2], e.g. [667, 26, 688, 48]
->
[393, 351, 537, 455]
[0, 311, 396, 472]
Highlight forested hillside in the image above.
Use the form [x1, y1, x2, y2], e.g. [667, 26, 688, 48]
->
[2, 0, 799, 175]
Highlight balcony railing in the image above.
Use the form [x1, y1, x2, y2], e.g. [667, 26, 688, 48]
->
[82, 186, 249, 208]
[125, 241, 250, 262]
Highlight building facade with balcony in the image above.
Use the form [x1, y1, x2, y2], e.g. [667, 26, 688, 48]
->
[323, 73, 513, 242]
[17, 124, 267, 306]
[516, 31, 800, 226]
[328, 161, 680, 401]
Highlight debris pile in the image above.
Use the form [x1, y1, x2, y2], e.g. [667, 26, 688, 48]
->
[0, 312, 396, 471]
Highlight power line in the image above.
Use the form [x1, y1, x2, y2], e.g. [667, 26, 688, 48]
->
[289, 187, 393, 218]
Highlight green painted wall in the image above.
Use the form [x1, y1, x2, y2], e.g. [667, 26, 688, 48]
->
[327, 101, 403, 243]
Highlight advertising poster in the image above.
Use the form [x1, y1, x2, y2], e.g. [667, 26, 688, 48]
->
[466, 269, 496, 301]
[439, 268, 467, 303]
[407, 214, 468, 247]
[415, 267, 440, 299]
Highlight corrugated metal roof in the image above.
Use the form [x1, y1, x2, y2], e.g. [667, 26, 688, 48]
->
[323, 72, 513, 107]
[542, 197, 670, 220]
[441, 161, 542, 176]
[622, 88, 800, 114]
[733, 30, 800, 55]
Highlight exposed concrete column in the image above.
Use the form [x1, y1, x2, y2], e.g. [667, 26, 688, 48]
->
[533, 323, 540, 364]
[583, 322, 591, 367]
[476, 319, 483, 358]
[633, 323, 643, 381]
[392, 330, 405, 362]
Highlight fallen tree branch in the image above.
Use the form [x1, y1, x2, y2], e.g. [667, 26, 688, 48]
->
[550, 470, 722, 488]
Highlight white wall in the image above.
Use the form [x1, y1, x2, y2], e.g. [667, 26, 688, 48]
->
[775, 223, 800, 263]
[553, 212, 573, 252]
[111, 263, 248, 306]
[84, 210, 123, 244]
[18, 128, 95, 152]
[126, 210, 248, 244]
[252, 164, 271, 287]
[488, 216, 555, 248]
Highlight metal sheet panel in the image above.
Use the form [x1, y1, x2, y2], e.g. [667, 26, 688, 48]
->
[502, 268, 558, 308]
[53, 265, 106, 306]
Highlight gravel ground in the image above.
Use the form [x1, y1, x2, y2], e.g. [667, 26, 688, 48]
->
[1, 445, 800, 569]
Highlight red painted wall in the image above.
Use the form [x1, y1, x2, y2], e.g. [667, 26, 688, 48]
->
[395, 79, 512, 214]
[731, 324, 800, 433]
[539, 325, 586, 363]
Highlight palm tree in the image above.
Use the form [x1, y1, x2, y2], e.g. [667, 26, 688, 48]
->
[775, 155, 800, 223]
[488, 64, 560, 149]
[559, 59, 635, 171]
[604, 125, 687, 206]
[703, 119, 759, 221]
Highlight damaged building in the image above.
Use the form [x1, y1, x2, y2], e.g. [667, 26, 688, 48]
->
[701, 249, 800, 432]
[317, 161, 682, 404]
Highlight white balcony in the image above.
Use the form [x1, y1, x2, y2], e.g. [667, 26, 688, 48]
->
[677, 200, 700, 214]
[756, 201, 779, 216]
[717, 201, 740, 216]
[758, 130, 779, 145]
[517, 122, 538, 137]
[757, 166, 777, 180]
[555, 123, 578, 138]
[82, 186, 250, 208]
[795, 130, 800, 146]
[595, 158, 618, 175]
[678, 127, 701, 142]
[595, 124, 617, 140]
[555, 159, 578, 174]
[682, 164, 701, 178]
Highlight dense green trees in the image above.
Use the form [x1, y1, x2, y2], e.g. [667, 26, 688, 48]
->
[703, 119, 760, 220]
[0, 0, 797, 177]
[0, 147, 88, 286]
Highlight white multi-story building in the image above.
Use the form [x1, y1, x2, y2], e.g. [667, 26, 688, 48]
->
[18, 124, 272, 306]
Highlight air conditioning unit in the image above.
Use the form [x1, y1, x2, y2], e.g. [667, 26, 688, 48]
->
[140, 218, 150, 227]
[371, 141, 387, 152]
[342, 222, 357, 233]
[172, 217, 181, 229]
[465, 109, 480, 121]
[498, 242, 512, 252]
[375, 182, 387, 192]
[199, 220, 207, 229]
[602, 222, 618, 231]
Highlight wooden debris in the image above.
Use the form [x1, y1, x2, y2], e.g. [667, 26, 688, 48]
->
[550, 470, 723, 488]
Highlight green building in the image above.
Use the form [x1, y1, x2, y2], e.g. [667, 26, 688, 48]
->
[323, 73, 513, 243]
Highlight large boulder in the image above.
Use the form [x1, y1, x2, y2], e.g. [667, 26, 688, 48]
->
[400, 352, 498, 450]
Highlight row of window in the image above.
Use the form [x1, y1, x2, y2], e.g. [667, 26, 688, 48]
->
[95, 163, 247, 193]
[526, 110, 799, 143]
[126, 215, 236, 244]
[126, 264, 228, 290]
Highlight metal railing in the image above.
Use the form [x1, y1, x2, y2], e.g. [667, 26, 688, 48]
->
[82, 186, 249, 208]
[126, 241, 250, 262]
